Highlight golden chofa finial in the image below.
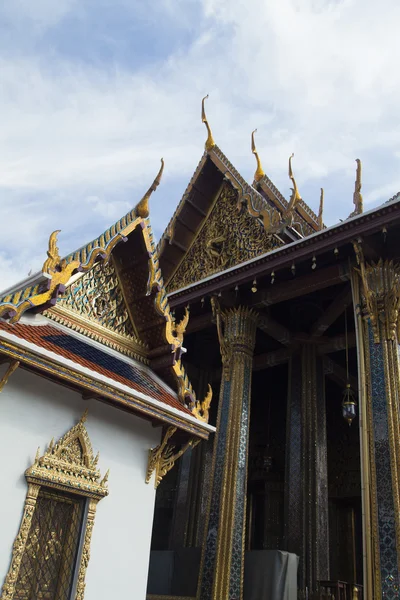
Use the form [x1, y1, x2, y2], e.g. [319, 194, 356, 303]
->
[201, 95, 215, 152]
[353, 158, 363, 215]
[318, 188, 324, 230]
[42, 230, 62, 274]
[251, 129, 265, 182]
[288, 153, 302, 211]
[136, 158, 165, 219]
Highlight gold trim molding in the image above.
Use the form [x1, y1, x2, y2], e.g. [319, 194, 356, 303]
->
[146, 426, 200, 489]
[0, 410, 109, 600]
[0, 360, 19, 393]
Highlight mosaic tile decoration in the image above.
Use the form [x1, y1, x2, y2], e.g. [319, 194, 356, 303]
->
[229, 364, 251, 599]
[368, 323, 400, 599]
[315, 356, 329, 581]
[285, 355, 304, 587]
[0, 322, 189, 414]
[199, 380, 231, 600]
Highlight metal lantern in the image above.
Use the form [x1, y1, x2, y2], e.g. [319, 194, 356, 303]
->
[342, 383, 357, 426]
[342, 306, 357, 426]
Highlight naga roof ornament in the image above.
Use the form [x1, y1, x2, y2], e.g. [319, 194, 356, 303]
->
[318, 188, 324, 230]
[351, 158, 363, 217]
[135, 158, 165, 218]
[201, 95, 216, 152]
[288, 153, 302, 212]
[251, 129, 265, 182]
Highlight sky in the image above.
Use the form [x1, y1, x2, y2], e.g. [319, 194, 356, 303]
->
[1, 0, 400, 290]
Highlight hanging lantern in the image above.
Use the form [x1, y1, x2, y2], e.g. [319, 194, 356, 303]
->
[342, 383, 357, 426]
[342, 305, 357, 425]
[251, 279, 257, 293]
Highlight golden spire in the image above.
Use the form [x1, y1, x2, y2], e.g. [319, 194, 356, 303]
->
[251, 129, 265, 182]
[318, 188, 324, 230]
[136, 158, 165, 219]
[353, 158, 363, 215]
[201, 95, 215, 151]
[288, 153, 302, 211]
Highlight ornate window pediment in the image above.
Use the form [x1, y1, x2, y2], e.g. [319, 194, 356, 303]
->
[1, 410, 109, 600]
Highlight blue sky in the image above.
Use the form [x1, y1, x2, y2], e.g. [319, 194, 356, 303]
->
[1, 0, 400, 289]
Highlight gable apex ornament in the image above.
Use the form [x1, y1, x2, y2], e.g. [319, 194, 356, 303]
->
[201, 95, 216, 151]
[251, 129, 265, 182]
[42, 230, 65, 274]
[288, 153, 302, 212]
[349, 158, 363, 217]
[136, 158, 165, 218]
[25, 409, 109, 499]
[318, 188, 324, 230]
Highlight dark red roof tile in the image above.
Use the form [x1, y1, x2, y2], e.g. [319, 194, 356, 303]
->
[0, 321, 192, 416]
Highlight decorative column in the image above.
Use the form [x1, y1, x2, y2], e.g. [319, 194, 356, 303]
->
[197, 304, 257, 600]
[285, 345, 329, 596]
[352, 251, 400, 599]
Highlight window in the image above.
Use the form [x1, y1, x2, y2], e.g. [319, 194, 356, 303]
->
[1, 411, 109, 600]
[14, 489, 85, 600]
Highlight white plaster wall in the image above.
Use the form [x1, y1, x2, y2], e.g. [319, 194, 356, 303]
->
[0, 364, 160, 599]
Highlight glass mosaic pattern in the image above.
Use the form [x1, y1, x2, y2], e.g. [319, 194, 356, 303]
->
[199, 380, 231, 600]
[285, 356, 304, 587]
[229, 364, 251, 599]
[368, 324, 400, 598]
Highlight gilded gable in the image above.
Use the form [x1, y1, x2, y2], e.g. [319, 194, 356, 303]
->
[56, 261, 137, 340]
[168, 182, 283, 292]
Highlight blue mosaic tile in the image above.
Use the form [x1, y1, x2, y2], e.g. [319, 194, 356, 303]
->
[368, 323, 399, 598]
[229, 364, 251, 599]
[199, 380, 231, 600]
[44, 334, 162, 395]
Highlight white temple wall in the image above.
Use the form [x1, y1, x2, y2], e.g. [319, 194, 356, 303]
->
[0, 364, 160, 600]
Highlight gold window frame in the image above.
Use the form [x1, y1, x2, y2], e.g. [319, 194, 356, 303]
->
[0, 410, 109, 600]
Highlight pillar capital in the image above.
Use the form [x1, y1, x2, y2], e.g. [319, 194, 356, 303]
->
[353, 244, 400, 342]
[211, 300, 258, 377]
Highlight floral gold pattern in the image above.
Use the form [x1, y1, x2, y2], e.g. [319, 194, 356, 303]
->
[168, 182, 280, 292]
[0, 411, 108, 600]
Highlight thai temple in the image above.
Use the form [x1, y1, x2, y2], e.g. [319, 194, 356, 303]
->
[1, 97, 400, 600]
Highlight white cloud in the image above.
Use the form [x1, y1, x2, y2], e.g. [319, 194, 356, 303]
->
[0, 0, 400, 290]
[0, 0, 77, 30]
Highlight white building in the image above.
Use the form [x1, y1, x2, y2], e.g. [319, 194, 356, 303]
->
[0, 167, 214, 600]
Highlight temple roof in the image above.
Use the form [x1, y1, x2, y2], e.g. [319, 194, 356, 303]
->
[0, 167, 213, 431]
[157, 127, 324, 294]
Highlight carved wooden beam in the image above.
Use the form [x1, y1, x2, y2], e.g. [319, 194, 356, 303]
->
[253, 348, 292, 371]
[0, 360, 20, 393]
[317, 332, 356, 355]
[187, 312, 214, 334]
[249, 264, 350, 309]
[258, 314, 292, 346]
[324, 356, 358, 392]
[310, 285, 352, 337]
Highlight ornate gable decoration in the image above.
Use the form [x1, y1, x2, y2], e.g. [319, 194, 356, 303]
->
[25, 410, 109, 499]
[168, 181, 283, 292]
[55, 261, 139, 342]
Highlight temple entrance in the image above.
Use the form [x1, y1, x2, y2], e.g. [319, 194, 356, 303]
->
[146, 280, 364, 599]
[247, 364, 287, 552]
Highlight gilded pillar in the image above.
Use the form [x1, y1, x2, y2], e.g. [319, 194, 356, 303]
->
[352, 254, 400, 598]
[198, 305, 257, 600]
[285, 345, 329, 595]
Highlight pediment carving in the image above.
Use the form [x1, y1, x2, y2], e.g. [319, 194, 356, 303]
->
[168, 181, 282, 292]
